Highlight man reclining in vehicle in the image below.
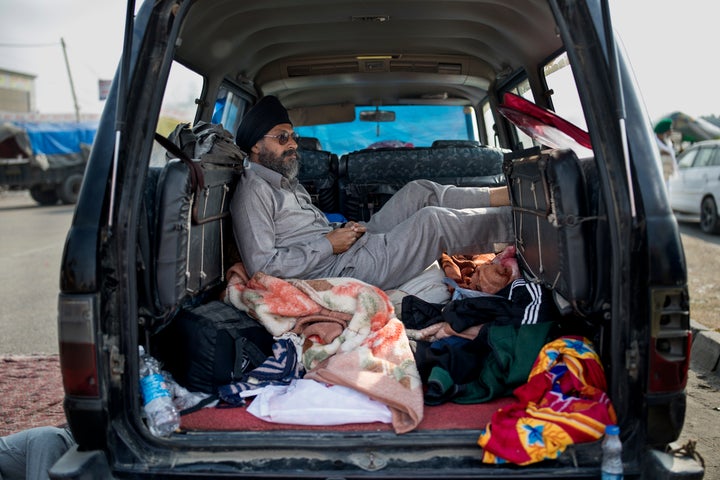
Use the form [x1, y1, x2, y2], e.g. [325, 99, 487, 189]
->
[230, 96, 513, 290]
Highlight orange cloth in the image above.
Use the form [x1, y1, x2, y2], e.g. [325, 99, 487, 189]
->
[440, 245, 519, 295]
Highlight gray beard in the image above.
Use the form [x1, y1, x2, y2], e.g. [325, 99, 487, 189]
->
[257, 149, 300, 180]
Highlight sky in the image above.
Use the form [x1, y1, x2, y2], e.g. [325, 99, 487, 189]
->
[1, 0, 719, 122]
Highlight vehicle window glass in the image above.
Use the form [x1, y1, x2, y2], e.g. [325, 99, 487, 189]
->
[677, 149, 697, 168]
[694, 148, 714, 167]
[504, 79, 535, 150]
[212, 86, 249, 135]
[294, 105, 478, 156]
[710, 147, 720, 167]
[481, 100, 498, 147]
[151, 62, 204, 166]
[543, 52, 588, 130]
[157, 62, 204, 134]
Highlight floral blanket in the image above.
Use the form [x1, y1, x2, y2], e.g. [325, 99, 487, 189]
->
[225, 263, 424, 434]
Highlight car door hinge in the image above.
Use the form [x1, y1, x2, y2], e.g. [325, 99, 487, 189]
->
[625, 339, 639, 381]
[105, 336, 125, 385]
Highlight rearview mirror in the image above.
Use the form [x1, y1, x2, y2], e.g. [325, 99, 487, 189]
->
[359, 109, 396, 122]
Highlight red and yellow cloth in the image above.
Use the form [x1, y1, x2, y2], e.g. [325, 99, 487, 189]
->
[478, 336, 617, 464]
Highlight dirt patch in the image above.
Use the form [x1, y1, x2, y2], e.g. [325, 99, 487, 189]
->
[681, 232, 720, 332]
[0, 355, 66, 436]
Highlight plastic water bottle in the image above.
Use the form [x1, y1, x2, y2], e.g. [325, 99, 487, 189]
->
[138, 346, 180, 437]
[601, 424, 623, 480]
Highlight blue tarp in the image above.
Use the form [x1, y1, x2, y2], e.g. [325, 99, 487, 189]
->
[12, 121, 98, 155]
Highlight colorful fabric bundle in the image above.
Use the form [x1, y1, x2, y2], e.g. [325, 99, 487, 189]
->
[477, 336, 617, 465]
[224, 263, 424, 434]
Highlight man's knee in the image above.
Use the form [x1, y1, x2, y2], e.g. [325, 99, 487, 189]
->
[399, 179, 443, 205]
[413, 206, 449, 231]
[405, 179, 437, 190]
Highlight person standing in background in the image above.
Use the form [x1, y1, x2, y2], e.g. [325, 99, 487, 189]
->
[654, 117, 677, 185]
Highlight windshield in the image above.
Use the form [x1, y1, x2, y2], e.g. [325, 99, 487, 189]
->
[294, 105, 478, 156]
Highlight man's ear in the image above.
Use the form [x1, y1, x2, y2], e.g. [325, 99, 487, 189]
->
[250, 142, 262, 155]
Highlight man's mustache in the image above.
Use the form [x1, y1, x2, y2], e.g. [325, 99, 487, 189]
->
[283, 149, 300, 160]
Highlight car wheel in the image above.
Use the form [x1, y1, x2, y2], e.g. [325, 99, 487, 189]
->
[29, 185, 59, 206]
[57, 173, 84, 204]
[700, 196, 720, 234]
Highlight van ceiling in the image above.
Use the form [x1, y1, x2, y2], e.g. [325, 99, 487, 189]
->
[174, 0, 562, 108]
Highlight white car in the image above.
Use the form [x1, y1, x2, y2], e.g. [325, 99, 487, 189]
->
[669, 139, 720, 233]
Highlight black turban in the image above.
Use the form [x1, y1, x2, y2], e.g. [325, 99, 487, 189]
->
[234, 96, 292, 152]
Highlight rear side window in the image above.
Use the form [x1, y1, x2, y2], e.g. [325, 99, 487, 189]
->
[543, 52, 587, 131]
[505, 79, 535, 150]
[151, 62, 204, 166]
[212, 86, 251, 135]
[494, 51, 589, 153]
[157, 62, 204, 134]
[480, 101, 498, 147]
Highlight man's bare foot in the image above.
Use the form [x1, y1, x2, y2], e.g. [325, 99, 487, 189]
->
[489, 186, 510, 206]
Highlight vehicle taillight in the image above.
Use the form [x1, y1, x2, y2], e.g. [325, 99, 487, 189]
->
[57, 293, 100, 397]
[649, 288, 691, 393]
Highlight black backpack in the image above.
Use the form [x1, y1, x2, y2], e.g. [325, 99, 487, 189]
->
[154, 300, 275, 395]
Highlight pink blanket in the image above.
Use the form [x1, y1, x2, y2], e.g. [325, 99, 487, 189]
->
[225, 264, 424, 434]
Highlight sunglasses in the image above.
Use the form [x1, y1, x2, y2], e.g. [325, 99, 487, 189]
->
[263, 132, 300, 146]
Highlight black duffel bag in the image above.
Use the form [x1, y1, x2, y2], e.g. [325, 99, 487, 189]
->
[154, 300, 275, 394]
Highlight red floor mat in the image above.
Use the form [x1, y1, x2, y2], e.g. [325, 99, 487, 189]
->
[181, 397, 514, 432]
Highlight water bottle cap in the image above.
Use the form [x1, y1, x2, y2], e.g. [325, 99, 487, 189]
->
[605, 424, 620, 435]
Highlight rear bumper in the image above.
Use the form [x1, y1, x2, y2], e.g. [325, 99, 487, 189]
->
[644, 447, 705, 480]
[48, 445, 704, 480]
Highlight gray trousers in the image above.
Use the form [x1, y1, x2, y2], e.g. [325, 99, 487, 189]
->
[330, 179, 513, 290]
[0, 426, 74, 480]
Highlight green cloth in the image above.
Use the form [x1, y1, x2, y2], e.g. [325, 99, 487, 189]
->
[428, 321, 555, 404]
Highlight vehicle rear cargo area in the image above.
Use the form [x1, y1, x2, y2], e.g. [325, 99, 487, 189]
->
[142, 137, 611, 442]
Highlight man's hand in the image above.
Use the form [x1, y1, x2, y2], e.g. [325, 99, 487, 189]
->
[326, 222, 366, 254]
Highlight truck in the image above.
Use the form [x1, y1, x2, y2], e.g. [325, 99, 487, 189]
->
[0, 121, 96, 205]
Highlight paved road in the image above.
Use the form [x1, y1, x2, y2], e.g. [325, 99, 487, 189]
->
[0, 191, 73, 354]
[0, 189, 716, 477]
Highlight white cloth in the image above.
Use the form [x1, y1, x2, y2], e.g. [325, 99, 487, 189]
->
[385, 262, 452, 316]
[656, 135, 677, 181]
[246, 379, 392, 426]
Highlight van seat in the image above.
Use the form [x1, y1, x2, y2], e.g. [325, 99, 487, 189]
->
[298, 146, 339, 213]
[138, 157, 242, 332]
[338, 145, 505, 221]
[431, 139, 483, 148]
[297, 136, 322, 151]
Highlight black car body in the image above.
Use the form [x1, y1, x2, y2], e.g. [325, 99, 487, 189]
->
[52, 0, 703, 478]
